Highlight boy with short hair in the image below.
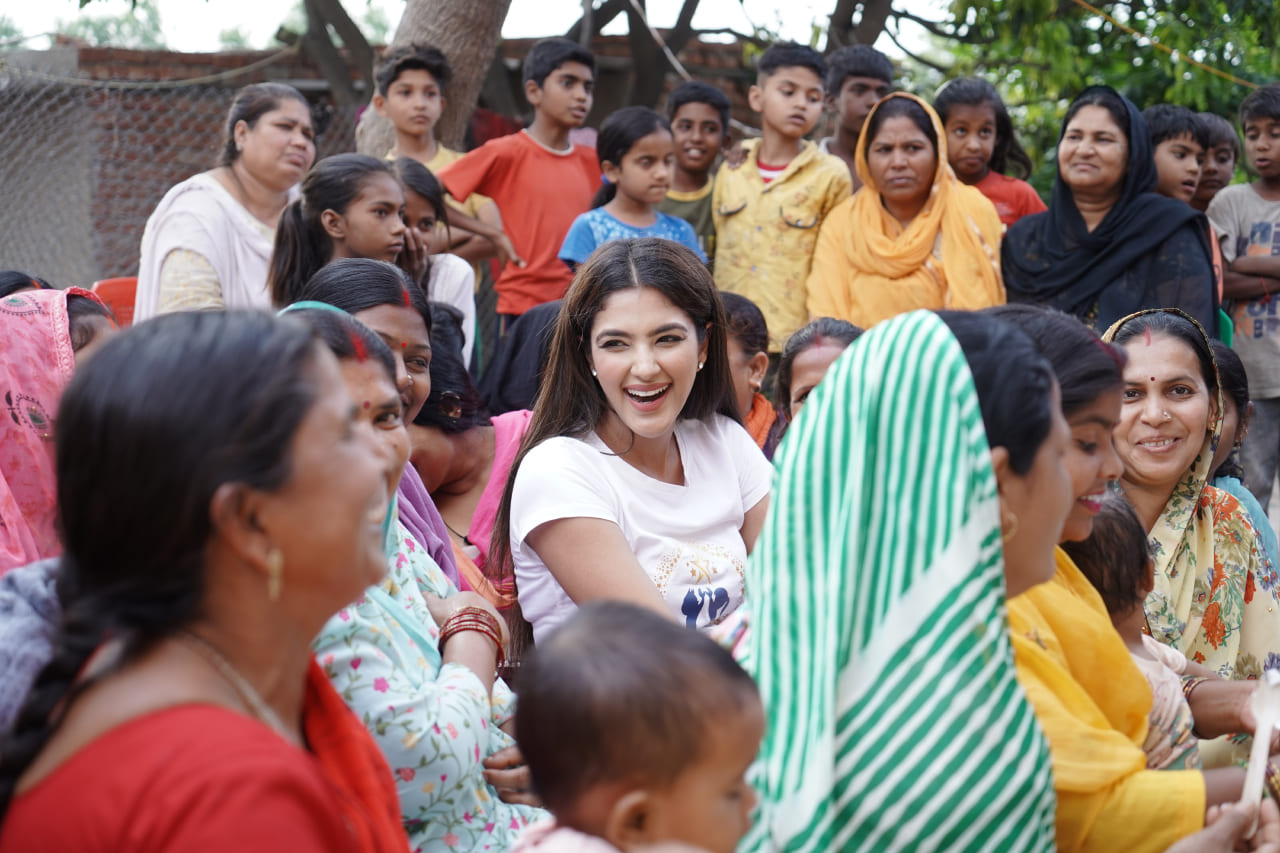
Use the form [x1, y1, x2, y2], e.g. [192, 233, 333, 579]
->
[713, 42, 852, 352]
[437, 38, 600, 322]
[1208, 83, 1280, 507]
[1193, 112, 1240, 213]
[374, 43, 501, 267]
[1144, 104, 1209, 205]
[818, 44, 894, 188]
[658, 80, 730, 264]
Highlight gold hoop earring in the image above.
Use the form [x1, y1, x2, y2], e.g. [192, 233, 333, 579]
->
[1001, 512, 1019, 544]
[266, 548, 284, 603]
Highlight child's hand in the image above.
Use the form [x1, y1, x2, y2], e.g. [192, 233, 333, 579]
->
[723, 143, 750, 170]
[483, 745, 542, 807]
[397, 226, 429, 286]
[491, 232, 526, 269]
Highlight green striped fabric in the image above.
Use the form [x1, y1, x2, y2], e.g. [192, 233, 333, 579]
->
[741, 311, 1056, 853]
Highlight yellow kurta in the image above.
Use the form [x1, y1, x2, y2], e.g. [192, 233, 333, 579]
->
[712, 139, 852, 350]
[1007, 549, 1205, 852]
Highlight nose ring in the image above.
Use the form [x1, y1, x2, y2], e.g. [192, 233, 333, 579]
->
[1162, 410, 1172, 422]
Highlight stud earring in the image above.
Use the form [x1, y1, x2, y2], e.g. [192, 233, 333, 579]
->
[266, 548, 284, 603]
[590, 367, 598, 377]
[697, 361, 705, 371]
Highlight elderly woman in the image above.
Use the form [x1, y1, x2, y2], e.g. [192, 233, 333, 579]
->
[805, 93, 1005, 329]
[0, 312, 407, 850]
[135, 83, 316, 319]
[1003, 86, 1217, 334]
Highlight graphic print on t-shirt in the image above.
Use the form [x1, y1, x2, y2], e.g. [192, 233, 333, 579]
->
[1236, 219, 1280, 343]
[650, 540, 745, 628]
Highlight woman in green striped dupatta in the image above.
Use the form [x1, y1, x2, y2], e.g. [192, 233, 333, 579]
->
[742, 310, 1074, 853]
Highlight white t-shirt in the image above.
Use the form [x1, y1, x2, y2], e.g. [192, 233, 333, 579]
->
[510, 414, 772, 645]
[427, 253, 476, 366]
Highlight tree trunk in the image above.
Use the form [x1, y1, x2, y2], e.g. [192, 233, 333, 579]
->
[356, 0, 513, 155]
[826, 0, 895, 51]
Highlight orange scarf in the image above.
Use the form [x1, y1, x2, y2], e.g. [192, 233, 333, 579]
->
[302, 658, 411, 852]
[743, 392, 777, 451]
[451, 538, 517, 610]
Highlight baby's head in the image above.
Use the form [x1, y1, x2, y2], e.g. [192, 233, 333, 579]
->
[1060, 491, 1153, 620]
[516, 602, 764, 853]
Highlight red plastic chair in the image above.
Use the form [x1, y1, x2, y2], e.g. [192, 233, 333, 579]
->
[91, 277, 138, 327]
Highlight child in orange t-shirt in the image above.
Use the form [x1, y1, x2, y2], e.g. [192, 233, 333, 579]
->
[934, 77, 1046, 228]
[438, 38, 600, 322]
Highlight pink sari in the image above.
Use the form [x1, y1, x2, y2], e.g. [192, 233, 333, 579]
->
[0, 288, 98, 573]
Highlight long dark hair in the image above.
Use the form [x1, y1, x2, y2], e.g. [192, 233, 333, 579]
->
[0, 311, 321, 815]
[416, 302, 488, 433]
[218, 82, 310, 168]
[592, 106, 671, 208]
[986, 305, 1126, 417]
[269, 154, 397, 307]
[490, 238, 738, 661]
[934, 77, 1034, 179]
[294, 258, 432, 336]
[0, 270, 51, 298]
[391, 156, 451, 284]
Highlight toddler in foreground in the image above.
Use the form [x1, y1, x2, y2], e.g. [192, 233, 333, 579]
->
[1063, 492, 1216, 770]
[513, 601, 764, 853]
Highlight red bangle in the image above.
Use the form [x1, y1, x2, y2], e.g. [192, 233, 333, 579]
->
[438, 606, 504, 667]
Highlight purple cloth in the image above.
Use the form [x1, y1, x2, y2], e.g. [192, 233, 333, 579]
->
[396, 464, 461, 587]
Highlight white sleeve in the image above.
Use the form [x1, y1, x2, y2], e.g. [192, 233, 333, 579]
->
[715, 415, 773, 511]
[510, 438, 621, 547]
[427, 254, 477, 365]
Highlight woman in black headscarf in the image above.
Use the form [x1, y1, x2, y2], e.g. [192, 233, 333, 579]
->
[1002, 86, 1217, 335]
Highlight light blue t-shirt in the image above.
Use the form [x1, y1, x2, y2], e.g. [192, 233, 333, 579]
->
[559, 207, 708, 268]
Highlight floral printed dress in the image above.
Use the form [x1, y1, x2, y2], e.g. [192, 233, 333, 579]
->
[314, 521, 544, 852]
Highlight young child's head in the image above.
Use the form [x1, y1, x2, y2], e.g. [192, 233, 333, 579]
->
[934, 76, 1034, 183]
[269, 154, 406, 307]
[373, 43, 452, 140]
[1144, 104, 1209, 204]
[1193, 112, 1239, 209]
[391, 156, 450, 255]
[516, 601, 764, 853]
[1061, 492, 1152, 621]
[719, 292, 770, 419]
[665, 81, 730, 183]
[1210, 338, 1251, 479]
[522, 37, 596, 129]
[777, 316, 863, 423]
[823, 45, 893, 139]
[1239, 84, 1280, 182]
[750, 42, 826, 142]
[592, 106, 674, 209]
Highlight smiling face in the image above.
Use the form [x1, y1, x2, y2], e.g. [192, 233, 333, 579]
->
[670, 101, 725, 179]
[604, 128, 676, 208]
[750, 66, 825, 141]
[351, 303, 432, 422]
[588, 285, 708, 446]
[1153, 133, 1205, 204]
[1058, 105, 1128, 200]
[1115, 333, 1215, 493]
[830, 75, 892, 137]
[944, 101, 997, 184]
[235, 98, 316, 191]
[1194, 142, 1237, 206]
[1060, 388, 1124, 543]
[866, 115, 938, 221]
[339, 357, 409, 500]
[326, 173, 407, 263]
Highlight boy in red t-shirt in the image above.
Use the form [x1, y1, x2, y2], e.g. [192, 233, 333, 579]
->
[438, 38, 600, 324]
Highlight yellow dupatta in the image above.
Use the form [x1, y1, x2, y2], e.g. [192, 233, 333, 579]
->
[1103, 310, 1278, 681]
[806, 93, 1004, 328]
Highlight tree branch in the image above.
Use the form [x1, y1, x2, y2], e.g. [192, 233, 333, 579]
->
[564, 0, 628, 42]
[882, 23, 951, 73]
[691, 26, 769, 46]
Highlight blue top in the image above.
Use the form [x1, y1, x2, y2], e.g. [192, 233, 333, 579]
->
[1212, 475, 1280, 579]
[559, 207, 707, 267]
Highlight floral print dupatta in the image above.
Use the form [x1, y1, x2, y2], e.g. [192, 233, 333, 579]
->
[1103, 309, 1278, 679]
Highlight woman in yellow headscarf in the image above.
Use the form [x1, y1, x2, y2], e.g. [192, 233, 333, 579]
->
[806, 92, 1005, 328]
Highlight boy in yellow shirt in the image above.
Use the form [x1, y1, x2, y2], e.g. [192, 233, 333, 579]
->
[373, 43, 503, 269]
[713, 42, 852, 351]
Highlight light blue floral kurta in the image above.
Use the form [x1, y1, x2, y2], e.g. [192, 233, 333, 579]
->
[314, 521, 543, 852]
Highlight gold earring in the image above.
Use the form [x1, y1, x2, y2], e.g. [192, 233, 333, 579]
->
[1001, 512, 1019, 544]
[266, 548, 284, 602]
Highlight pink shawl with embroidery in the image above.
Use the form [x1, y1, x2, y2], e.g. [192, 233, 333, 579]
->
[0, 288, 95, 573]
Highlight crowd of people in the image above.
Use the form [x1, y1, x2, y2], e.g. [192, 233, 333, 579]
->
[3, 28, 1280, 853]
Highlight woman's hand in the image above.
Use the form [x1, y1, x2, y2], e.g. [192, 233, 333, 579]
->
[1168, 799, 1280, 852]
[423, 590, 510, 647]
[483, 745, 542, 807]
[397, 225, 430, 287]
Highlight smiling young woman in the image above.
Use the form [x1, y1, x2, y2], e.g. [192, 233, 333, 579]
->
[491, 238, 772, 661]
